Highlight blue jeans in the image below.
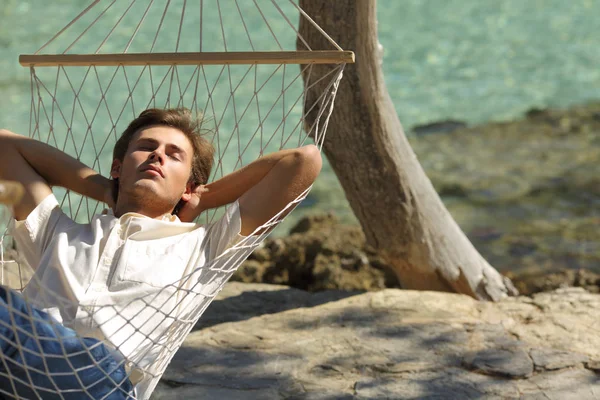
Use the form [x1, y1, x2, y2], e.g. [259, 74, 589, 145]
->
[0, 286, 134, 399]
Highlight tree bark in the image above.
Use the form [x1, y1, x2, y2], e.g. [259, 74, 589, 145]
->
[298, 0, 517, 301]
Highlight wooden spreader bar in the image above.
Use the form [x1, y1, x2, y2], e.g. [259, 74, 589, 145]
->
[20, 51, 355, 67]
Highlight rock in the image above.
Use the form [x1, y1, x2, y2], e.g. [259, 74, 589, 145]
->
[586, 359, 600, 371]
[193, 282, 360, 330]
[232, 215, 400, 292]
[288, 213, 338, 234]
[464, 347, 533, 378]
[465, 174, 531, 204]
[354, 371, 521, 399]
[510, 268, 600, 295]
[409, 103, 600, 280]
[411, 119, 467, 135]
[530, 348, 588, 371]
[517, 369, 600, 400]
[232, 196, 600, 296]
[152, 284, 600, 399]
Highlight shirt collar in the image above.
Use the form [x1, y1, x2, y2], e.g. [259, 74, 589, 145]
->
[102, 208, 181, 223]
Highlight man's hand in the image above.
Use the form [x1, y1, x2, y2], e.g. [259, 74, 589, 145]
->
[177, 185, 209, 222]
[192, 145, 322, 235]
[0, 129, 110, 220]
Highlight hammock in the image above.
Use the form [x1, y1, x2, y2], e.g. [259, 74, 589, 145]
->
[0, 1, 352, 399]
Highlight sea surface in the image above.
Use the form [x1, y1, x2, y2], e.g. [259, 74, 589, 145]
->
[1, 0, 599, 274]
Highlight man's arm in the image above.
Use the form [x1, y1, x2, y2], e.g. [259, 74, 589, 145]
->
[0, 129, 110, 220]
[189, 145, 322, 236]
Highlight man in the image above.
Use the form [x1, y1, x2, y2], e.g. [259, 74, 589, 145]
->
[0, 108, 322, 399]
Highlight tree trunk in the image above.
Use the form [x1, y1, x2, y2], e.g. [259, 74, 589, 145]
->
[298, 0, 517, 301]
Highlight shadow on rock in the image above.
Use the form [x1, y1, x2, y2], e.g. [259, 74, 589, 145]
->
[194, 283, 363, 330]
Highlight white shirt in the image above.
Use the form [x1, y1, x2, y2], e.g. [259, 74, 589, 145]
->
[11, 194, 261, 399]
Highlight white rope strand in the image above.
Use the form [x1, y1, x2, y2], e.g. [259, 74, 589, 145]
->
[95, 0, 138, 54]
[216, 0, 229, 52]
[253, 0, 284, 50]
[199, 0, 204, 52]
[34, 0, 101, 55]
[290, 0, 343, 51]
[175, 0, 188, 53]
[63, 0, 117, 54]
[150, 0, 172, 53]
[271, 0, 311, 51]
[123, 0, 156, 53]
[235, 0, 256, 51]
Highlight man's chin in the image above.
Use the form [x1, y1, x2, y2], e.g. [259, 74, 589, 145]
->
[133, 178, 158, 188]
[131, 182, 179, 207]
[129, 180, 163, 199]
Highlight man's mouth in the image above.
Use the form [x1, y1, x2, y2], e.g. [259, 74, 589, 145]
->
[141, 165, 164, 178]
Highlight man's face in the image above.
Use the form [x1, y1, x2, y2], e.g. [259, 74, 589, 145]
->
[111, 126, 194, 215]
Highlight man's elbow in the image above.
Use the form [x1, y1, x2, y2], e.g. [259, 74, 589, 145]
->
[0, 129, 21, 153]
[296, 144, 322, 182]
[0, 129, 17, 141]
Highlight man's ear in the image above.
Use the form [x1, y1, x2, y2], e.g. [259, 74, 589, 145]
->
[110, 159, 121, 179]
[180, 181, 194, 202]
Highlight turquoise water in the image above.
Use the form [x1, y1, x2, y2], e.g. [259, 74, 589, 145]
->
[378, 0, 599, 127]
[5, 1, 597, 131]
[1, 1, 600, 272]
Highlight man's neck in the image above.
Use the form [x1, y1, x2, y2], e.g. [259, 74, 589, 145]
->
[114, 201, 173, 220]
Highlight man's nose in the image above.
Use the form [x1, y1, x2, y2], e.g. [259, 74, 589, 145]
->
[149, 150, 164, 163]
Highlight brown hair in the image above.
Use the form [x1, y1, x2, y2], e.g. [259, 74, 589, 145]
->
[112, 108, 214, 205]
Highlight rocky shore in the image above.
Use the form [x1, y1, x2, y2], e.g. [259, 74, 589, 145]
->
[232, 213, 400, 293]
[148, 104, 599, 398]
[408, 103, 600, 277]
[232, 212, 600, 296]
[152, 283, 600, 399]
[151, 104, 600, 398]
[232, 103, 600, 295]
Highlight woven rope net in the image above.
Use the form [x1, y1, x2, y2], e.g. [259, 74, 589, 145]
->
[0, 1, 348, 398]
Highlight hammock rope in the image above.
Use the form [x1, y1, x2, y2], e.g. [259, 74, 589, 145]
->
[0, 1, 350, 399]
